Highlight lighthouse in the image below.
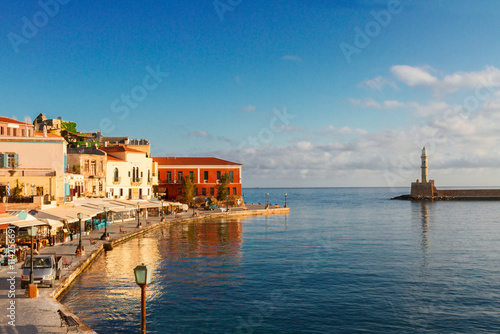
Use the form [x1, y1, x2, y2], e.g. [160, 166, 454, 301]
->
[421, 146, 428, 183]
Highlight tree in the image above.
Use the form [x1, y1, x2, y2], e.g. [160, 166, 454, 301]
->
[216, 172, 231, 202]
[179, 174, 196, 206]
[11, 179, 24, 202]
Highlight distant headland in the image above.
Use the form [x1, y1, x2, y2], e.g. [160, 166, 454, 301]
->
[392, 147, 500, 201]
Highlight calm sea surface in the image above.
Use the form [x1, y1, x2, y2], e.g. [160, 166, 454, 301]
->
[60, 188, 500, 333]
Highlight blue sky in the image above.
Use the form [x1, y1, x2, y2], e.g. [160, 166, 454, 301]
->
[3, 0, 500, 187]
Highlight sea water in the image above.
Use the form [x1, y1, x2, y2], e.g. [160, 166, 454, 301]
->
[60, 188, 500, 333]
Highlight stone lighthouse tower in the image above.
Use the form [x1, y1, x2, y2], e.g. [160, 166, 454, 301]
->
[421, 146, 428, 183]
[410, 146, 434, 197]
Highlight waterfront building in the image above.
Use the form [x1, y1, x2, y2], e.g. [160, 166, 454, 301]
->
[153, 157, 243, 200]
[101, 146, 158, 200]
[0, 117, 68, 203]
[66, 147, 107, 198]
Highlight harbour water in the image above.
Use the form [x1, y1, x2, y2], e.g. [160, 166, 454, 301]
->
[60, 188, 500, 333]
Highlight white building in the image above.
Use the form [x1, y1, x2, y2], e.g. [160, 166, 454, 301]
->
[101, 146, 158, 200]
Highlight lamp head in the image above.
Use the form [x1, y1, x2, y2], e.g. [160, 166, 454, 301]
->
[104, 207, 109, 213]
[134, 263, 152, 285]
[77, 212, 83, 219]
[27, 226, 38, 237]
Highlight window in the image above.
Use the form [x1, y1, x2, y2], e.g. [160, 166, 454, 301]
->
[85, 160, 90, 173]
[195, 188, 198, 196]
[202, 188, 206, 196]
[148, 170, 151, 182]
[229, 171, 234, 182]
[91, 161, 96, 175]
[114, 168, 119, 182]
[217, 171, 221, 181]
[167, 171, 171, 183]
[100, 161, 103, 173]
[92, 185, 96, 194]
[110, 188, 114, 196]
[204, 171, 208, 181]
[128, 171, 131, 177]
[5, 153, 18, 168]
[178, 171, 183, 182]
[120, 188, 123, 196]
[99, 182, 103, 192]
[233, 187, 237, 195]
[189, 171, 194, 179]
[210, 188, 214, 196]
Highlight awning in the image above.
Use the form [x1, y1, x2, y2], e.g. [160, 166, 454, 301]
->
[39, 218, 64, 229]
[37, 206, 99, 223]
[10, 220, 48, 228]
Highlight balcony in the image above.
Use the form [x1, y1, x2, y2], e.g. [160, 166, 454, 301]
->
[112, 177, 121, 185]
[130, 177, 142, 186]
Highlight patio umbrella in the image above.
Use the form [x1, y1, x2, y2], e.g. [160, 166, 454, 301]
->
[6, 182, 10, 197]
[24, 183, 27, 196]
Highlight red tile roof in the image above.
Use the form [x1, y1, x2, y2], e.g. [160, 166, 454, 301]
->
[33, 132, 63, 138]
[153, 157, 242, 166]
[107, 156, 126, 162]
[0, 116, 33, 126]
[100, 146, 145, 154]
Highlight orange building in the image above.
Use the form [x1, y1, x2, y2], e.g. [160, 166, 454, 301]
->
[152, 157, 243, 200]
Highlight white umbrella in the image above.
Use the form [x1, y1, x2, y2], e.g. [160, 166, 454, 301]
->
[6, 182, 10, 197]
[24, 183, 27, 196]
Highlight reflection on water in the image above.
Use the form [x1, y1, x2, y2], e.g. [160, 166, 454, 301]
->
[60, 218, 243, 333]
[411, 201, 432, 269]
[60, 188, 500, 333]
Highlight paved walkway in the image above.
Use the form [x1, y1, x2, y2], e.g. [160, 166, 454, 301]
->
[0, 206, 287, 333]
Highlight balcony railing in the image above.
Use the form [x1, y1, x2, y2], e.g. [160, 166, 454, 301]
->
[112, 177, 121, 184]
[130, 177, 142, 185]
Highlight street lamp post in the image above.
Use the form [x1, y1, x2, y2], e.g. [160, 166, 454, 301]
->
[103, 207, 109, 240]
[27, 226, 38, 285]
[134, 263, 152, 334]
[76, 212, 84, 255]
[136, 202, 141, 228]
[284, 193, 287, 208]
[265, 193, 269, 208]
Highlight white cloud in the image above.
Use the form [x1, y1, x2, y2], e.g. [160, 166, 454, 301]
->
[186, 130, 211, 138]
[210, 101, 500, 187]
[240, 105, 257, 112]
[282, 55, 303, 62]
[359, 76, 399, 91]
[390, 65, 500, 94]
[391, 65, 439, 88]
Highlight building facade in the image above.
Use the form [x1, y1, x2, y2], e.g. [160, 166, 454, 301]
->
[67, 147, 107, 198]
[0, 117, 67, 203]
[102, 146, 157, 200]
[153, 157, 243, 200]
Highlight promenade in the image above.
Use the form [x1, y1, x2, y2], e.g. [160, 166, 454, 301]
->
[0, 205, 289, 333]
